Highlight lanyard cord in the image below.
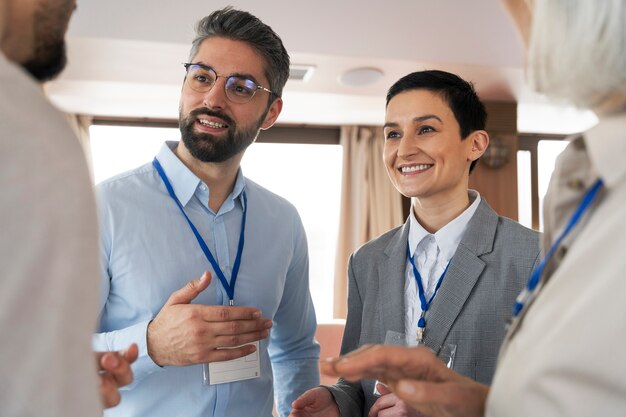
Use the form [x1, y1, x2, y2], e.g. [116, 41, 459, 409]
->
[408, 246, 451, 331]
[513, 178, 604, 317]
[152, 158, 246, 303]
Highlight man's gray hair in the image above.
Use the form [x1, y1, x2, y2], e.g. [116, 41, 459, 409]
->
[188, 7, 290, 100]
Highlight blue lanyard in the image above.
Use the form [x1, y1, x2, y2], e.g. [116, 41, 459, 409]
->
[512, 178, 604, 317]
[407, 246, 451, 337]
[152, 158, 247, 305]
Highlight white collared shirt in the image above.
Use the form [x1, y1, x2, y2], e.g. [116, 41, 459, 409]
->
[404, 190, 481, 345]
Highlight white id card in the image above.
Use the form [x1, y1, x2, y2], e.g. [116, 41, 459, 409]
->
[202, 341, 261, 385]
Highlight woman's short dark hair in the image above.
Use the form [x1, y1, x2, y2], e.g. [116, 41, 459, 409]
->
[386, 70, 487, 173]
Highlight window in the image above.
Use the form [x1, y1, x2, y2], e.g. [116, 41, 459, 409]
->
[241, 143, 342, 322]
[89, 124, 342, 322]
[517, 150, 532, 228]
[90, 125, 177, 183]
[517, 135, 570, 231]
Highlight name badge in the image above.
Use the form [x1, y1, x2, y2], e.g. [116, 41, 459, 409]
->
[204, 341, 261, 385]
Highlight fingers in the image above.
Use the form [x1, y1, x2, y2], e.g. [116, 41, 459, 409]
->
[291, 387, 326, 409]
[392, 380, 448, 416]
[321, 344, 396, 380]
[194, 308, 273, 347]
[320, 343, 377, 378]
[376, 382, 392, 395]
[212, 329, 271, 349]
[147, 301, 272, 366]
[165, 272, 212, 306]
[198, 304, 265, 322]
[322, 345, 437, 382]
[290, 391, 313, 410]
[99, 376, 122, 409]
[99, 351, 120, 371]
[99, 348, 135, 387]
[122, 343, 139, 363]
[208, 314, 272, 334]
[206, 343, 258, 362]
[290, 387, 338, 416]
[391, 378, 490, 417]
[97, 344, 138, 409]
[369, 391, 397, 417]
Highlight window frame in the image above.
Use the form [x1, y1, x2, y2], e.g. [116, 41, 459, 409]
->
[517, 133, 569, 230]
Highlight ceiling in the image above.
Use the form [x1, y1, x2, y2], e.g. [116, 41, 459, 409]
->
[47, 0, 598, 134]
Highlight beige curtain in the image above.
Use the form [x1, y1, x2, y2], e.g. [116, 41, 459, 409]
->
[333, 126, 404, 318]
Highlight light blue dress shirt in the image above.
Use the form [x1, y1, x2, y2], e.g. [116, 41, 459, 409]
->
[93, 141, 320, 417]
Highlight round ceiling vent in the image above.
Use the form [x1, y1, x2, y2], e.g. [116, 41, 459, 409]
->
[339, 67, 384, 87]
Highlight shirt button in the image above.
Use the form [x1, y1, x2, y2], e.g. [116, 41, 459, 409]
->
[199, 184, 207, 191]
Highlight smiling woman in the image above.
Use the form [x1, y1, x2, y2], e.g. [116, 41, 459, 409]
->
[89, 124, 343, 322]
[294, 70, 541, 417]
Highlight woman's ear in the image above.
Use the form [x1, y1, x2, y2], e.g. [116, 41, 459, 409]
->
[469, 130, 489, 162]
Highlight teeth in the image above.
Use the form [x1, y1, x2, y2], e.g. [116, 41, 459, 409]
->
[199, 119, 227, 128]
[401, 164, 431, 173]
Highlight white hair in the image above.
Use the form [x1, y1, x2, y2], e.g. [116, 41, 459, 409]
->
[527, 0, 626, 113]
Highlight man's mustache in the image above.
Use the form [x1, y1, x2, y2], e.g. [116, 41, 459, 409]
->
[187, 107, 235, 127]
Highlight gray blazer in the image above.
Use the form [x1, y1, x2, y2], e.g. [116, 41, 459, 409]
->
[327, 199, 541, 417]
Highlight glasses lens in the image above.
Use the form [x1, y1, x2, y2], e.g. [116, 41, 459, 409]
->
[186, 64, 216, 92]
[225, 76, 258, 103]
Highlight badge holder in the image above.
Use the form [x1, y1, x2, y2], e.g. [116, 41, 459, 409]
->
[202, 341, 261, 385]
[373, 331, 456, 396]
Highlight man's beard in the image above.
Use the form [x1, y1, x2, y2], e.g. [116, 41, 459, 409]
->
[179, 107, 267, 163]
[21, 1, 72, 81]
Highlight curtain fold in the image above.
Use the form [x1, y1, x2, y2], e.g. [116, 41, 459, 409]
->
[333, 126, 404, 318]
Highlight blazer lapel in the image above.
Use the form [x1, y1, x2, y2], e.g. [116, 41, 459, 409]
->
[423, 200, 497, 352]
[380, 220, 411, 339]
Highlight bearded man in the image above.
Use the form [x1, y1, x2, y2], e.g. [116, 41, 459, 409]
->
[93, 7, 319, 417]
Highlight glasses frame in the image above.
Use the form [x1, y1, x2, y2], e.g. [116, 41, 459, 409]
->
[182, 62, 274, 103]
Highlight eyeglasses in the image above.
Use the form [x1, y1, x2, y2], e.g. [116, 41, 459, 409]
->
[183, 62, 274, 104]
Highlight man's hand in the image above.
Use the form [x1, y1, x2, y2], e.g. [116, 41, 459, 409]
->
[322, 345, 489, 417]
[289, 387, 340, 417]
[147, 272, 273, 366]
[370, 382, 422, 417]
[97, 343, 138, 409]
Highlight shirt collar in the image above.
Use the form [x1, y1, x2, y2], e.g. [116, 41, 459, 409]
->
[220, 171, 246, 213]
[155, 141, 246, 208]
[584, 112, 626, 189]
[408, 190, 481, 260]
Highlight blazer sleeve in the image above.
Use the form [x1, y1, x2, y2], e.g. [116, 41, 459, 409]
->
[326, 254, 366, 416]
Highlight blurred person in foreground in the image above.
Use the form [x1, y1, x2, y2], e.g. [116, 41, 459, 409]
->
[321, 0, 626, 416]
[0, 0, 136, 414]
